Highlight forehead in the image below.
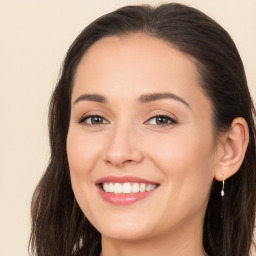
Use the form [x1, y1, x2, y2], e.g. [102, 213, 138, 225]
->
[75, 33, 199, 84]
[72, 33, 209, 111]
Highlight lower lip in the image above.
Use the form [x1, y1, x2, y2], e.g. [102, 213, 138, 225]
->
[97, 185, 158, 205]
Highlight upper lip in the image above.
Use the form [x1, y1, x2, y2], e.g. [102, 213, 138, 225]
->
[95, 175, 159, 185]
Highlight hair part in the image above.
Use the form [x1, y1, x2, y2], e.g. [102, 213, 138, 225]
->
[30, 3, 256, 256]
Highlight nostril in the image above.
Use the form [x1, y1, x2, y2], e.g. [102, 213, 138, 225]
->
[105, 158, 133, 167]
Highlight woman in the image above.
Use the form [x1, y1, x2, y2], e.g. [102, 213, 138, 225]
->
[29, 3, 256, 256]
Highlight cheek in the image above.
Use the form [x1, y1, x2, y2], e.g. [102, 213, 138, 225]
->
[145, 131, 215, 229]
[148, 127, 214, 169]
[66, 129, 103, 206]
[145, 127, 215, 205]
[66, 128, 104, 222]
[66, 129, 102, 177]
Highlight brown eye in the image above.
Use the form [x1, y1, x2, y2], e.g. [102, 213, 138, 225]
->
[90, 116, 104, 124]
[79, 115, 108, 125]
[155, 116, 170, 125]
[146, 115, 177, 126]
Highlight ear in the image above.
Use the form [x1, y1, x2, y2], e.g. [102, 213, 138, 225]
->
[214, 117, 249, 181]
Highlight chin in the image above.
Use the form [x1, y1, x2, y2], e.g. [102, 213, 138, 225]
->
[101, 227, 150, 241]
[93, 215, 154, 241]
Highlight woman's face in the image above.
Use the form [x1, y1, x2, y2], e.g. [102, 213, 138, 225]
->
[67, 34, 218, 241]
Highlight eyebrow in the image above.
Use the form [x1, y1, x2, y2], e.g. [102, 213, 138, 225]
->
[73, 94, 107, 104]
[139, 92, 190, 108]
[73, 92, 190, 108]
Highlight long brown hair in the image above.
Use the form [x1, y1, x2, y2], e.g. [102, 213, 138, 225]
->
[29, 3, 256, 256]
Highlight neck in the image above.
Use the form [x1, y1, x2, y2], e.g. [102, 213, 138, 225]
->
[101, 215, 207, 256]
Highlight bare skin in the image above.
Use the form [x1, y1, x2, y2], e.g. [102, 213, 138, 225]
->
[67, 34, 248, 256]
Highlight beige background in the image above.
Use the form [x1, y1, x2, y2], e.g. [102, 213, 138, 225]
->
[0, 1, 255, 255]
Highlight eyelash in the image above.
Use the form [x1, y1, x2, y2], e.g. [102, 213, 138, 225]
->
[78, 114, 177, 127]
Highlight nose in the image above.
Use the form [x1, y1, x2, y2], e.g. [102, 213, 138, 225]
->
[103, 122, 144, 167]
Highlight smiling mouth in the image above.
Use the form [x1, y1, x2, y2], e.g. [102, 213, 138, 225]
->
[95, 176, 160, 205]
[101, 182, 158, 194]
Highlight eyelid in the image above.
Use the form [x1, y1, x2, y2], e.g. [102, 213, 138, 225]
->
[144, 114, 177, 126]
[78, 114, 109, 125]
[78, 107, 178, 125]
[78, 112, 178, 127]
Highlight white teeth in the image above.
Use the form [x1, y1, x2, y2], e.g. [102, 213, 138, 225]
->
[123, 183, 132, 193]
[103, 183, 109, 192]
[132, 183, 140, 193]
[114, 183, 122, 194]
[146, 184, 152, 191]
[102, 182, 157, 194]
[109, 183, 114, 192]
[139, 183, 146, 192]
